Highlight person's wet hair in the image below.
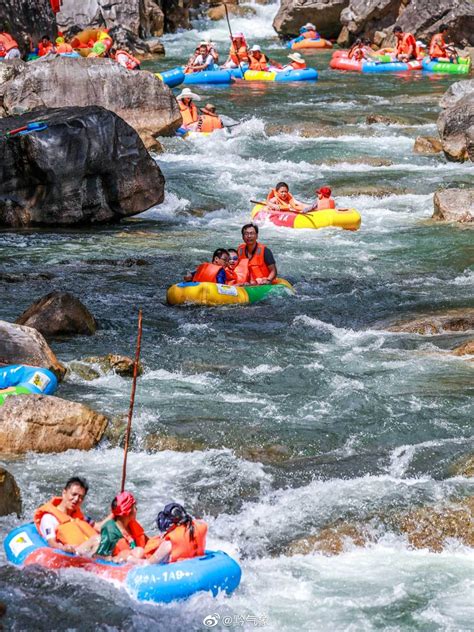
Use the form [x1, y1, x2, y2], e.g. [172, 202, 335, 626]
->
[241, 223, 259, 237]
[64, 477, 89, 494]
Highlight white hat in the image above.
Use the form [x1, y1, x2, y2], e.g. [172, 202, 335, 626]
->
[304, 22, 316, 29]
[416, 40, 427, 48]
[250, 44, 261, 52]
[176, 88, 201, 101]
[288, 52, 304, 63]
[199, 40, 208, 46]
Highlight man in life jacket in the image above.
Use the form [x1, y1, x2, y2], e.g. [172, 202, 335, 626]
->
[144, 503, 207, 564]
[237, 223, 277, 285]
[196, 103, 224, 133]
[429, 24, 456, 62]
[176, 88, 201, 130]
[0, 31, 21, 59]
[222, 32, 249, 68]
[301, 23, 319, 40]
[34, 477, 100, 553]
[282, 52, 307, 71]
[185, 42, 215, 73]
[266, 181, 307, 213]
[38, 35, 54, 57]
[95, 491, 147, 562]
[248, 45, 269, 71]
[114, 48, 141, 70]
[184, 248, 230, 283]
[393, 26, 419, 61]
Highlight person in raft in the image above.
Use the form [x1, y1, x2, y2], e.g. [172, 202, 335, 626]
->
[0, 29, 21, 59]
[185, 42, 215, 73]
[429, 24, 458, 63]
[143, 503, 207, 563]
[55, 36, 74, 55]
[393, 26, 419, 62]
[238, 224, 277, 285]
[300, 23, 320, 40]
[222, 32, 249, 69]
[113, 47, 141, 70]
[184, 248, 230, 283]
[306, 186, 336, 211]
[177, 88, 201, 129]
[248, 45, 270, 71]
[34, 477, 105, 554]
[196, 103, 224, 133]
[281, 52, 307, 71]
[347, 39, 371, 61]
[266, 182, 307, 213]
[38, 35, 55, 57]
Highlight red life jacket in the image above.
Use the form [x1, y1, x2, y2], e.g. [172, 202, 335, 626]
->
[112, 519, 147, 555]
[0, 33, 19, 53]
[34, 497, 97, 546]
[38, 42, 54, 56]
[303, 30, 318, 39]
[193, 262, 225, 283]
[143, 520, 207, 561]
[197, 113, 224, 133]
[227, 259, 249, 285]
[397, 33, 417, 57]
[230, 43, 249, 64]
[429, 33, 446, 58]
[237, 243, 272, 283]
[116, 50, 140, 70]
[179, 102, 198, 126]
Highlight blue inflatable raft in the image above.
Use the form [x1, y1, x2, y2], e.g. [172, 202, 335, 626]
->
[156, 68, 185, 88]
[183, 68, 233, 85]
[0, 364, 57, 405]
[4, 523, 242, 604]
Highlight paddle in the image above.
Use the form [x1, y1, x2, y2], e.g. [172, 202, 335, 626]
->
[120, 308, 143, 492]
[223, 3, 246, 80]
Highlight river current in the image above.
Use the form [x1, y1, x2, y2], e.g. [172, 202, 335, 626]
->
[1, 3, 474, 630]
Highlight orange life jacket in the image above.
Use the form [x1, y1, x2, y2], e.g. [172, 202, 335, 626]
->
[193, 262, 225, 283]
[303, 30, 317, 39]
[397, 33, 417, 57]
[317, 196, 336, 210]
[34, 497, 97, 546]
[227, 259, 249, 285]
[230, 43, 249, 64]
[249, 53, 268, 71]
[143, 520, 207, 561]
[38, 42, 54, 56]
[237, 243, 272, 283]
[179, 101, 198, 126]
[116, 49, 140, 70]
[56, 42, 73, 54]
[0, 33, 19, 53]
[429, 33, 446, 58]
[267, 188, 304, 211]
[197, 113, 224, 133]
[290, 61, 307, 70]
[112, 519, 147, 556]
[348, 46, 364, 61]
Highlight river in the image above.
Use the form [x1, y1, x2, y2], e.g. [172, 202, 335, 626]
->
[1, 2, 474, 630]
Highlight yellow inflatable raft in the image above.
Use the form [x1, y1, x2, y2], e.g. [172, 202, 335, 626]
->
[251, 204, 361, 231]
[167, 279, 294, 307]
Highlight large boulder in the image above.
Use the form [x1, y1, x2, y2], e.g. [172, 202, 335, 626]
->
[387, 308, 474, 334]
[1, 0, 57, 57]
[437, 80, 474, 162]
[0, 106, 165, 227]
[432, 189, 474, 223]
[340, 0, 402, 43]
[0, 467, 22, 517]
[0, 320, 66, 379]
[16, 292, 97, 337]
[0, 56, 181, 140]
[273, 0, 350, 39]
[0, 394, 108, 453]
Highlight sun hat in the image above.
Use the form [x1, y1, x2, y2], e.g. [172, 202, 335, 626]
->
[201, 103, 216, 114]
[176, 87, 201, 101]
[288, 52, 304, 63]
[250, 44, 261, 52]
[304, 22, 316, 29]
[112, 491, 136, 517]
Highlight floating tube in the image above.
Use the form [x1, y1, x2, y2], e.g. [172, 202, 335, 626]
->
[329, 53, 362, 72]
[156, 68, 185, 87]
[291, 39, 333, 50]
[70, 29, 112, 58]
[422, 57, 471, 75]
[362, 59, 422, 73]
[251, 204, 361, 231]
[243, 68, 318, 82]
[4, 523, 241, 604]
[183, 69, 233, 85]
[0, 364, 58, 406]
[167, 279, 294, 307]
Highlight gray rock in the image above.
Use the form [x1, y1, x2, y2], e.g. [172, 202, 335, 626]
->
[1, 0, 57, 57]
[0, 106, 166, 227]
[0, 468, 22, 517]
[16, 291, 97, 337]
[432, 189, 474, 223]
[439, 79, 474, 109]
[340, 0, 401, 42]
[273, 0, 349, 38]
[437, 82, 474, 162]
[413, 136, 443, 154]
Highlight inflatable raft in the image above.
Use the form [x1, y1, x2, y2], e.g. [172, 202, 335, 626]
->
[243, 68, 318, 82]
[4, 523, 241, 604]
[70, 29, 112, 57]
[422, 57, 471, 75]
[183, 68, 233, 85]
[167, 279, 294, 307]
[290, 38, 333, 50]
[330, 51, 422, 73]
[251, 204, 361, 231]
[156, 68, 185, 87]
[0, 364, 57, 406]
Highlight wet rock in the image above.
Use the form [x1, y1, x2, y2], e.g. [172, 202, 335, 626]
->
[0, 106, 166, 227]
[239, 444, 292, 464]
[0, 272, 54, 283]
[449, 454, 474, 477]
[337, 184, 411, 197]
[451, 339, 474, 356]
[0, 467, 22, 517]
[67, 361, 101, 381]
[413, 136, 443, 155]
[0, 320, 66, 380]
[144, 433, 206, 452]
[340, 0, 402, 44]
[432, 189, 474, 223]
[0, 394, 108, 454]
[387, 308, 474, 334]
[103, 413, 127, 447]
[82, 257, 150, 267]
[16, 291, 97, 337]
[366, 113, 404, 125]
[287, 524, 370, 556]
[266, 122, 353, 138]
[326, 156, 393, 167]
[437, 80, 474, 162]
[82, 354, 143, 377]
[207, 4, 256, 20]
[1, 57, 181, 140]
[1, 0, 56, 57]
[273, 0, 349, 39]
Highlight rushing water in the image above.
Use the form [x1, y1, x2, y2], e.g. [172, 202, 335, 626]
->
[1, 3, 474, 630]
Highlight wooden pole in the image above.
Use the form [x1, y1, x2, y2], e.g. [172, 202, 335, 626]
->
[224, 3, 245, 79]
[121, 308, 143, 492]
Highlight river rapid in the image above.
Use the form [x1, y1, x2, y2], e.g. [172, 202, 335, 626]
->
[1, 3, 474, 630]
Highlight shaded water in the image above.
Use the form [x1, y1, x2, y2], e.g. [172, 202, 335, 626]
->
[1, 2, 474, 630]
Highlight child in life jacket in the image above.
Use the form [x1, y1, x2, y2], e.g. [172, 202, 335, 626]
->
[266, 182, 307, 213]
[95, 491, 147, 563]
[225, 248, 250, 285]
[313, 186, 336, 210]
[184, 249, 230, 284]
[222, 32, 249, 69]
[144, 503, 208, 563]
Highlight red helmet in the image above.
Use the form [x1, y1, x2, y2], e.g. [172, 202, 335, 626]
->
[318, 186, 332, 197]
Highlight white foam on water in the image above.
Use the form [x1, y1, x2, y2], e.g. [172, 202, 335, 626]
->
[242, 364, 286, 376]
